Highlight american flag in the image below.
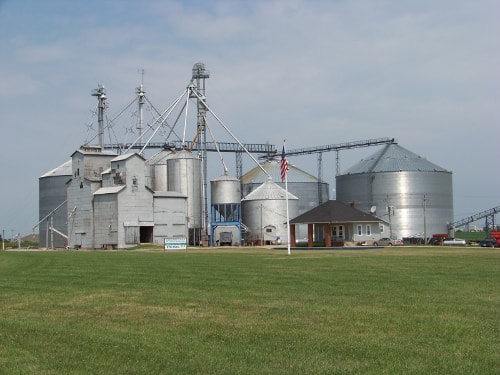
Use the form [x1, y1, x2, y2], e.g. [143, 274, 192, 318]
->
[280, 145, 289, 182]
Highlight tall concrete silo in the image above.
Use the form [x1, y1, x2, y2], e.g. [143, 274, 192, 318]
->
[336, 143, 453, 240]
[210, 173, 241, 246]
[38, 160, 72, 248]
[241, 179, 298, 245]
[167, 150, 202, 244]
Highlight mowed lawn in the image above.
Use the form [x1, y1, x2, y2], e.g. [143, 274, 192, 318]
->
[0, 248, 498, 374]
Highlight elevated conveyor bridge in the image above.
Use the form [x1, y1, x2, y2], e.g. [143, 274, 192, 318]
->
[450, 205, 500, 232]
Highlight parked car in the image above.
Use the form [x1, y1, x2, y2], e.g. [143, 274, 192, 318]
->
[479, 238, 498, 248]
[373, 238, 403, 246]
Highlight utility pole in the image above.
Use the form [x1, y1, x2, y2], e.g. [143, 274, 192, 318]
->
[50, 216, 54, 249]
[423, 194, 428, 244]
[385, 195, 393, 238]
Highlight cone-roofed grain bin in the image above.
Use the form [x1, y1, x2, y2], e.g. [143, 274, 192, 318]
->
[336, 143, 453, 240]
[241, 178, 298, 245]
[241, 159, 329, 215]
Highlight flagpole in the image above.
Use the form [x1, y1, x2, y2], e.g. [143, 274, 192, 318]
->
[283, 140, 291, 255]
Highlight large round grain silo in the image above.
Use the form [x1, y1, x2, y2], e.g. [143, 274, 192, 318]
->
[167, 150, 202, 232]
[336, 143, 453, 240]
[210, 173, 242, 245]
[241, 179, 298, 245]
[39, 160, 72, 248]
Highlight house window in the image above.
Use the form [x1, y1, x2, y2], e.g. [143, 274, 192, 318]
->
[331, 225, 344, 239]
[380, 224, 385, 233]
[357, 225, 362, 236]
[266, 228, 272, 233]
[366, 225, 371, 236]
[338, 225, 344, 239]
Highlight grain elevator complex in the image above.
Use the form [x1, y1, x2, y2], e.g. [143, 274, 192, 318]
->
[38, 63, 458, 249]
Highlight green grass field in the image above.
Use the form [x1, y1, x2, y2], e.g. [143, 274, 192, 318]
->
[0, 247, 498, 374]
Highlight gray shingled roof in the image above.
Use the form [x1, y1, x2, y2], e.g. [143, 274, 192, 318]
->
[290, 200, 382, 224]
[342, 143, 449, 175]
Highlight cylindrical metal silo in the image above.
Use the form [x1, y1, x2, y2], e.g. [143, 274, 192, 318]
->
[336, 143, 453, 240]
[38, 160, 72, 248]
[241, 179, 298, 245]
[146, 149, 175, 191]
[167, 150, 202, 229]
[241, 159, 328, 243]
[211, 173, 240, 222]
[210, 174, 241, 245]
[211, 174, 240, 204]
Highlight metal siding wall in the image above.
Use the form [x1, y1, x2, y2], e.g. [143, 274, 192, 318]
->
[67, 179, 97, 248]
[110, 156, 154, 248]
[83, 155, 115, 180]
[153, 197, 187, 244]
[118, 192, 153, 249]
[93, 195, 118, 248]
[67, 153, 117, 248]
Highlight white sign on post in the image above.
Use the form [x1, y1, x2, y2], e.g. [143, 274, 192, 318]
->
[164, 237, 187, 250]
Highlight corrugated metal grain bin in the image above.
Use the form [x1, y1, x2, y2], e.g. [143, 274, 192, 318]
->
[167, 150, 202, 230]
[241, 179, 298, 245]
[336, 143, 453, 239]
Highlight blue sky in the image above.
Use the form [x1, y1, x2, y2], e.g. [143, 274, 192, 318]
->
[0, 0, 498, 237]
